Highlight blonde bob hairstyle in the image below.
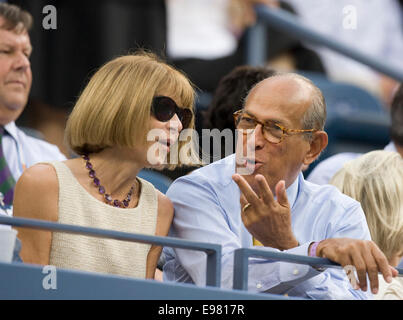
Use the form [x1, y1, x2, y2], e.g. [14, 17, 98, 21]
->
[65, 51, 200, 169]
[330, 150, 403, 260]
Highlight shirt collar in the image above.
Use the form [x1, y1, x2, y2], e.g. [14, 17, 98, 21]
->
[3, 122, 19, 142]
[286, 173, 299, 209]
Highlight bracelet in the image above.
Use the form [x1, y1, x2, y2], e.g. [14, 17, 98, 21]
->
[309, 241, 321, 257]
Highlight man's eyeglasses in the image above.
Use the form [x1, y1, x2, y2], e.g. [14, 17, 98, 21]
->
[151, 96, 193, 128]
[233, 110, 318, 144]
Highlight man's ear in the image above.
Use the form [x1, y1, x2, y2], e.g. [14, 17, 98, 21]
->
[303, 131, 328, 165]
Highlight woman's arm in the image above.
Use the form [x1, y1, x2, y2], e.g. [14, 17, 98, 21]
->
[146, 191, 174, 279]
[13, 164, 59, 265]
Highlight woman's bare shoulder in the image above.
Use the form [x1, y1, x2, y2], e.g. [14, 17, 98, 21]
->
[19, 163, 58, 187]
[156, 191, 174, 216]
[13, 163, 59, 221]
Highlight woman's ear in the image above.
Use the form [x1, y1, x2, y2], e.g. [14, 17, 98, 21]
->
[303, 131, 328, 165]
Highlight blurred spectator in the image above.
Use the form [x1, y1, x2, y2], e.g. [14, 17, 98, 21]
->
[166, 0, 261, 93]
[284, 0, 403, 106]
[263, 1, 326, 75]
[166, 0, 325, 94]
[203, 65, 276, 161]
[307, 83, 403, 185]
[330, 150, 403, 299]
[0, 3, 65, 211]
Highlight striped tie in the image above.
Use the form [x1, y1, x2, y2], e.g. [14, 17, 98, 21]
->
[0, 127, 16, 206]
[253, 238, 263, 246]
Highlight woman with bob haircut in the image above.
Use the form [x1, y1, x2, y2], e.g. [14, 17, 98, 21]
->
[12, 51, 199, 279]
[330, 150, 403, 299]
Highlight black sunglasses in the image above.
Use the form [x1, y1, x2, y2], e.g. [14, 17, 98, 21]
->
[151, 96, 193, 128]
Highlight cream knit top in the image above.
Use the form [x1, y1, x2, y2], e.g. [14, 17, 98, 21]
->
[46, 161, 158, 279]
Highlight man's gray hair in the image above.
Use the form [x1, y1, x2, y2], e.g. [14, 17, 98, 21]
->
[300, 77, 326, 140]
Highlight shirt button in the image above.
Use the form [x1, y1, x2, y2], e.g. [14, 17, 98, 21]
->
[256, 283, 262, 289]
[293, 269, 299, 275]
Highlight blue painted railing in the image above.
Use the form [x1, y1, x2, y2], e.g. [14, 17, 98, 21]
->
[0, 215, 298, 300]
[0, 215, 221, 287]
[247, 5, 403, 82]
[233, 247, 403, 291]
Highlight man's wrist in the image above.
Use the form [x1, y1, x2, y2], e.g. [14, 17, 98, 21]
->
[308, 241, 327, 272]
[308, 240, 324, 257]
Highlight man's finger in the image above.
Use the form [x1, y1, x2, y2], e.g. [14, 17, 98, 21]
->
[240, 193, 248, 206]
[240, 193, 255, 227]
[362, 250, 380, 294]
[275, 180, 289, 208]
[255, 174, 275, 204]
[372, 245, 393, 285]
[232, 174, 260, 205]
[351, 251, 368, 292]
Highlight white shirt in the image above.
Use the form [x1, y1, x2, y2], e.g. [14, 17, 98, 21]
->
[1, 122, 66, 216]
[376, 276, 403, 300]
[166, 0, 238, 59]
[284, 0, 403, 96]
[307, 142, 397, 185]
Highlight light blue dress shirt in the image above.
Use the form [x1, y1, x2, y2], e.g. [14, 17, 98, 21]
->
[307, 142, 397, 185]
[1, 122, 66, 216]
[163, 154, 372, 299]
[3, 122, 66, 181]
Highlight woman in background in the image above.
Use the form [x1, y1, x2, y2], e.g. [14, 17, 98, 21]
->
[330, 150, 403, 299]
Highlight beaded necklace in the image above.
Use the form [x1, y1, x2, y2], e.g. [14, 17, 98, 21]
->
[82, 154, 136, 208]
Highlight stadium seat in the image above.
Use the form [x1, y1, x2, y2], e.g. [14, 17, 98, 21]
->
[138, 169, 173, 194]
[298, 73, 390, 177]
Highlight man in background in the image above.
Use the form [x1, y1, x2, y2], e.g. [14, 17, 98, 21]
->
[0, 3, 65, 213]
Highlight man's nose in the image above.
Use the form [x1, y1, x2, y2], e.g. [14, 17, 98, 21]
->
[249, 124, 265, 150]
[12, 52, 31, 72]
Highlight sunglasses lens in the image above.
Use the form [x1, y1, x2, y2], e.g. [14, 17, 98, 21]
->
[152, 96, 192, 127]
[152, 97, 176, 122]
[177, 108, 192, 128]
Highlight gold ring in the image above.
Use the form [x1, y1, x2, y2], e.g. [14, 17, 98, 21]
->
[242, 203, 252, 213]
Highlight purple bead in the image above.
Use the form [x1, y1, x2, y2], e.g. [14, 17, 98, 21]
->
[123, 200, 129, 207]
[113, 200, 121, 207]
[86, 162, 93, 170]
[83, 155, 89, 161]
[93, 177, 100, 186]
[89, 169, 95, 178]
[105, 194, 112, 202]
[99, 186, 105, 194]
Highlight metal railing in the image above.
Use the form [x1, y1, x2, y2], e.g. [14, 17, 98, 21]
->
[233, 247, 403, 291]
[0, 215, 221, 287]
[1, 216, 401, 298]
[247, 5, 403, 82]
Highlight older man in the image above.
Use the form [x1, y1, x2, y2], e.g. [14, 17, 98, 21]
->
[163, 73, 397, 299]
[0, 3, 65, 211]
